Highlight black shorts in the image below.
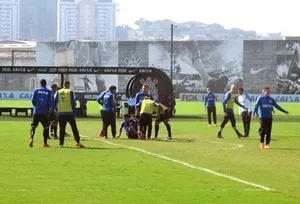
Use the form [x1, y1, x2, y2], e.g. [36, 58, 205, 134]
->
[31, 114, 50, 128]
[102, 111, 116, 125]
[49, 111, 58, 125]
[260, 118, 273, 134]
[156, 110, 170, 122]
[139, 113, 152, 126]
[220, 111, 236, 128]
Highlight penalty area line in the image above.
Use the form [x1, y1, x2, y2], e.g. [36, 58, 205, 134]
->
[87, 136, 274, 191]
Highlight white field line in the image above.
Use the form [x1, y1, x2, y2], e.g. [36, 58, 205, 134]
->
[82, 136, 274, 191]
[0, 188, 264, 192]
[81, 136, 244, 149]
[199, 139, 244, 149]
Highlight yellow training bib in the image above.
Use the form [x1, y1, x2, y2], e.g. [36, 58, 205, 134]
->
[58, 89, 73, 112]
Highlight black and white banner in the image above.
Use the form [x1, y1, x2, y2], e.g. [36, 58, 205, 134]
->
[0, 67, 154, 74]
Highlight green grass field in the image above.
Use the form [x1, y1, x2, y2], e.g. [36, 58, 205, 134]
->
[1, 100, 300, 116]
[0, 101, 300, 203]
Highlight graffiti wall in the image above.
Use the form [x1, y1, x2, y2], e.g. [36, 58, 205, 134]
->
[149, 40, 243, 96]
[243, 40, 300, 94]
[34, 40, 244, 94]
[117, 41, 149, 92]
[36, 41, 118, 92]
[276, 41, 300, 94]
[1, 40, 300, 96]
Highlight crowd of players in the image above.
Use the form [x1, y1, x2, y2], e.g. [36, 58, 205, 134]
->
[28, 80, 174, 148]
[28, 78, 288, 150]
[204, 84, 289, 149]
[96, 84, 174, 141]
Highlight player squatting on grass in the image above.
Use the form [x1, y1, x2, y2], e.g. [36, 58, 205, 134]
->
[136, 96, 171, 140]
[98, 84, 172, 140]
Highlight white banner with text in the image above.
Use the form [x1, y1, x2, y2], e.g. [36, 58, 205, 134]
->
[0, 91, 33, 100]
[180, 93, 300, 103]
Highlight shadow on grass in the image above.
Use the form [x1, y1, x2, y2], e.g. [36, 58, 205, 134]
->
[55, 146, 124, 150]
[270, 147, 300, 151]
[153, 138, 195, 143]
[109, 137, 195, 143]
[243, 138, 279, 141]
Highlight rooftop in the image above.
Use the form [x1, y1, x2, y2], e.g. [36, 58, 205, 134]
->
[0, 40, 36, 52]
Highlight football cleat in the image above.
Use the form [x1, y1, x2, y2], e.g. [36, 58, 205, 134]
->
[217, 132, 223, 139]
[44, 144, 50, 148]
[76, 143, 85, 148]
[99, 132, 105, 138]
[260, 143, 265, 149]
[29, 139, 34, 148]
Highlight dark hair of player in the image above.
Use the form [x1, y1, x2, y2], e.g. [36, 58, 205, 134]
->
[40, 79, 47, 87]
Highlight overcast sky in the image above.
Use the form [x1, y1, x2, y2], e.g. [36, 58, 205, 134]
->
[115, 0, 300, 36]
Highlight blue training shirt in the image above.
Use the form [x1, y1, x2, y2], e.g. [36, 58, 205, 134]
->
[102, 92, 114, 112]
[204, 92, 216, 107]
[135, 92, 150, 106]
[253, 95, 287, 119]
[97, 91, 108, 106]
[32, 86, 52, 115]
[120, 121, 130, 135]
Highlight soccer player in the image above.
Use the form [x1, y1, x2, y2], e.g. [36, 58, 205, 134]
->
[79, 94, 88, 117]
[135, 84, 151, 113]
[101, 85, 117, 139]
[256, 89, 276, 136]
[115, 95, 122, 118]
[127, 94, 136, 115]
[29, 79, 52, 148]
[253, 87, 289, 149]
[217, 84, 247, 139]
[238, 88, 252, 137]
[167, 95, 176, 117]
[137, 96, 163, 139]
[154, 101, 172, 140]
[204, 88, 217, 127]
[51, 81, 84, 148]
[49, 84, 59, 139]
[118, 114, 139, 139]
[97, 89, 109, 137]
